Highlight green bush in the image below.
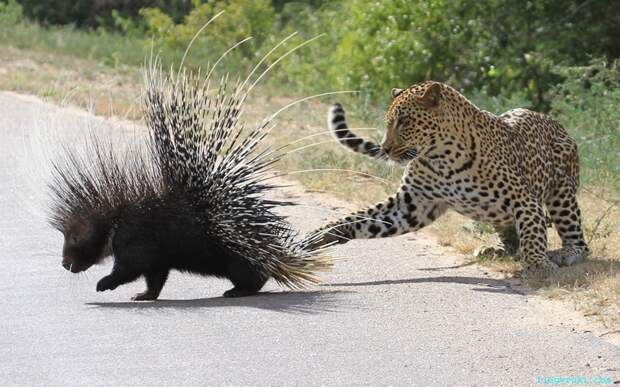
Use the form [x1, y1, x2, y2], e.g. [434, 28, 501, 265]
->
[467, 87, 531, 114]
[15, 0, 192, 28]
[272, 0, 620, 110]
[0, 0, 22, 25]
[142, 0, 276, 60]
[0, 4, 148, 69]
[550, 60, 620, 189]
[272, 2, 341, 93]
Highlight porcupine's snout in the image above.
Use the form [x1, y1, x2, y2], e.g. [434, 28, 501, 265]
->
[61, 256, 92, 273]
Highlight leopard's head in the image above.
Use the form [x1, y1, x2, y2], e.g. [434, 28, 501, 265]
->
[381, 81, 451, 164]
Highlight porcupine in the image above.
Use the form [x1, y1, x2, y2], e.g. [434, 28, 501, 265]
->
[48, 60, 331, 300]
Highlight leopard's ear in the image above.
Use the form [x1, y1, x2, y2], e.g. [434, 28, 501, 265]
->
[417, 82, 442, 109]
[391, 88, 404, 98]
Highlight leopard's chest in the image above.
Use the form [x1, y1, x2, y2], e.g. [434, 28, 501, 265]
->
[417, 179, 515, 225]
[406, 156, 517, 225]
[447, 179, 516, 224]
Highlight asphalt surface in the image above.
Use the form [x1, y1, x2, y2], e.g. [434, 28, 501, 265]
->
[0, 92, 618, 386]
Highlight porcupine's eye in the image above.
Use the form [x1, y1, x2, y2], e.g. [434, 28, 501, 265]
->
[60, 218, 107, 273]
[62, 229, 79, 247]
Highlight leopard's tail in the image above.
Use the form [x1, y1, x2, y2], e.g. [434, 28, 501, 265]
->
[328, 103, 382, 158]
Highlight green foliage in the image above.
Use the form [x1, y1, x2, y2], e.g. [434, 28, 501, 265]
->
[272, 2, 341, 95]
[550, 60, 620, 190]
[140, 7, 174, 37]
[106, 10, 147, 37]
[276, 0, 620, 109]
[15, 0, 193, 28]
[0, 0, 22, 25]
[142, 0, 276, 59]
[467, 87, 531, 114]
[330, 1, 486, 103]
[0, 4, 148, 69]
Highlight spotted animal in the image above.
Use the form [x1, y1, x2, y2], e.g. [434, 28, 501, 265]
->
[311, 81, 589, 276]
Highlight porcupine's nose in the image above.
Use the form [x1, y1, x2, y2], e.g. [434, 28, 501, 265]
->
[62, 261, 71, 271]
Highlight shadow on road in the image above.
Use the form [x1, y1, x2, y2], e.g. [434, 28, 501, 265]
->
[86, 290, 354, 314]
[417, 262, 476, 271]
[325, 276, 524, 295]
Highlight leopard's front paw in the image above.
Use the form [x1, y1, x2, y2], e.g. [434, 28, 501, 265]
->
[303, 228, 348, 250]
[522, 259, 559, 279]
[548, 246, 589, 267]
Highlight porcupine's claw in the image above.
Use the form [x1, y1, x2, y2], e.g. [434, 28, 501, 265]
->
[131, 291, 159, 301]
[223, 287, 260, 298]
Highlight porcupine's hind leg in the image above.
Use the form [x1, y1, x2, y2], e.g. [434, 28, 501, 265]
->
[223, 258, 268, 298]
[132, 269, 170, 301]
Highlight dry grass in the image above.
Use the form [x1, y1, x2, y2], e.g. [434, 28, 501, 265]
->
[1, 45, 618, 329]
[0, 45, 143, 120]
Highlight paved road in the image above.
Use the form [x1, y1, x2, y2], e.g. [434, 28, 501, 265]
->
[0, 93, 618, 386]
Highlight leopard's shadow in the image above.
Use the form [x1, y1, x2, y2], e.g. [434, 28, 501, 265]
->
[324, 275, 526, 295]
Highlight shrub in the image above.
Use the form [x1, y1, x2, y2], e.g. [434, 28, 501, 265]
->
[15, 0, 192, 28]
[142, 0, 276, 61]
[0, 0, 22, 26]
[274, 0, 620, 110]
[550, 60, 620, 189]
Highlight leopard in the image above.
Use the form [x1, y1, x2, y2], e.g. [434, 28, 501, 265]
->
[309, 81, 589, 276]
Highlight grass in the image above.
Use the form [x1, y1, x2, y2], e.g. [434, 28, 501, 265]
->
[1, 24, 619, 331]
[0, 16, 148, 68]
[0, 45, 144, 120]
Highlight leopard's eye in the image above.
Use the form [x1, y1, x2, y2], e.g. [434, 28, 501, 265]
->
[395, 112, 408, 132]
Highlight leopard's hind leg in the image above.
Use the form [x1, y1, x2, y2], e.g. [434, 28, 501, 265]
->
[493, 215, 551, 258]
[545, 181, 589, 267]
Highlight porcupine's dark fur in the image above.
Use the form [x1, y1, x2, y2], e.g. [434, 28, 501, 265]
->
[48, 60, 331, 300]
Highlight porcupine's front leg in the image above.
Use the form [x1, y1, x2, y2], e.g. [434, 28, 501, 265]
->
[309, 190, 446, 247]
[96, 263, 142, 293]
